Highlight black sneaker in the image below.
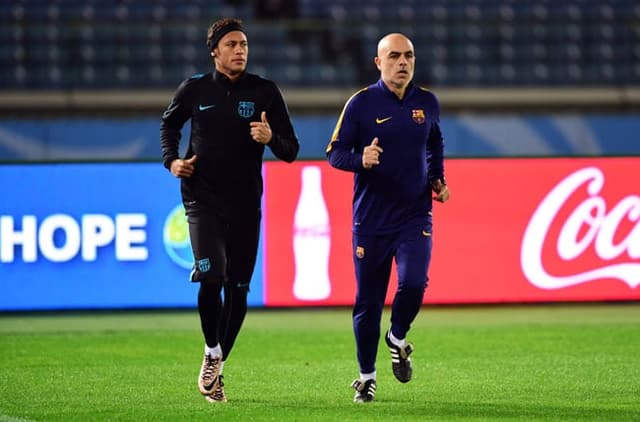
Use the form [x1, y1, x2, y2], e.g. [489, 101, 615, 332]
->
[385, 329, 413, 383]
[351, 378, 376, 403]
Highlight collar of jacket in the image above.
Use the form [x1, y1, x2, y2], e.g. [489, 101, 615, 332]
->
[377, 78, 415, 101]
[213, 69, 248, 88]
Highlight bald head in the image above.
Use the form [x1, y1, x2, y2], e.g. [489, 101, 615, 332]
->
[377, 33, 414, 57]
[375, 33, 415, 98]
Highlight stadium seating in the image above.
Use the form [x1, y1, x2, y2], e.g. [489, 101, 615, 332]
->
[0, 0, 637, 89]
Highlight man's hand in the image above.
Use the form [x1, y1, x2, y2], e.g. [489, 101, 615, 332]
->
[170, 155, 197, 178]
[362, 137, 383, 169]
[250, 111, 272, 144]
[432, 179, 450, 203]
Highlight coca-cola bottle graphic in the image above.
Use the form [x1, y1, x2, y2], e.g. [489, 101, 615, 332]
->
[292, 165, 331, 300]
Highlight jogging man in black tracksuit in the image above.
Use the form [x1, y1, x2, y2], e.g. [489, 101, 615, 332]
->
[160, 18, 299, 402]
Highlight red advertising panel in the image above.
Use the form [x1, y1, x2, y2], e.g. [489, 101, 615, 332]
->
[264, 158, 640, 306]
[263, 162, 354, 306]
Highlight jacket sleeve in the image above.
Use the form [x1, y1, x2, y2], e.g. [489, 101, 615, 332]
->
[427, 95, 446, 185]
[160, 80, 192, 170]
[265, 83, 299, 163]
[326, 93, 365, 172]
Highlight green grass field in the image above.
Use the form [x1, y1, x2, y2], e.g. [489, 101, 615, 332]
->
[1, 304, 639, 421]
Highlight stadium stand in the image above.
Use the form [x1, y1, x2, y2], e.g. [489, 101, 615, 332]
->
[0, 1, 638, 160]
[0, 0, 638, 116]
[0, 0, 638, 89]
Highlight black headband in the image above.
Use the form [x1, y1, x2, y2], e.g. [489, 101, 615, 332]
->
[209, 22, 245, 50]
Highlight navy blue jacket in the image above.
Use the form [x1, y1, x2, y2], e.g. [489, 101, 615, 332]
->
[327, 79, 445, 235]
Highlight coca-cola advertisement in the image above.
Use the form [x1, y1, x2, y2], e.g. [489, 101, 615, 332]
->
[263, 157, 640, 306]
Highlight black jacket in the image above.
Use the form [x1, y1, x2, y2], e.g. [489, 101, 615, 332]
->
[160, 70, 299, 214]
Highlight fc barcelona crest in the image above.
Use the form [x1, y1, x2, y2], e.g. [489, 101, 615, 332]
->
[412, 109, 425, 124]
[197, 258, 211, 273]
[238, 101, 255, 118]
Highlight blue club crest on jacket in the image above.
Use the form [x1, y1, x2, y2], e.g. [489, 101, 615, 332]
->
[238, 101, 255, 118]
[197, 258, 211, 273]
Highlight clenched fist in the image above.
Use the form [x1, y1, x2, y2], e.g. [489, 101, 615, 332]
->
[170, 155, 197, 178]
[250, 111, 272, 144]
[432, 179, 450, 203]
[362, 137, 383, 169]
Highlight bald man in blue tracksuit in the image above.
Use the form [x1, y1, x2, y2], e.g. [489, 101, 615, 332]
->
[326, 33, 450, 403]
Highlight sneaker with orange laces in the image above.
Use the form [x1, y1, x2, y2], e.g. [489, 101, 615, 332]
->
[205, 374, 227, 403]
[198, 354, 221, 396]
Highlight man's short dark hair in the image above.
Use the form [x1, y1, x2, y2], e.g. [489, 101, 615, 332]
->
[206, 18, 245, 51]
